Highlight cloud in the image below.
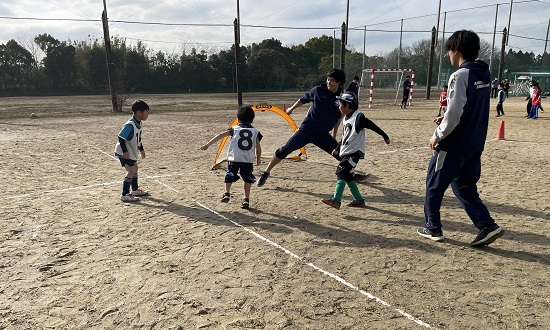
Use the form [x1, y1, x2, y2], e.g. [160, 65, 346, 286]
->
[0, 0, 549, 56]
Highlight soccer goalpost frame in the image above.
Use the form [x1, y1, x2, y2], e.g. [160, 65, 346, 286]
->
[360, 68, 415, 108]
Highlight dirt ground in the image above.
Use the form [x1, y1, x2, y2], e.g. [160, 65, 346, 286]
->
[0, 93, 549, 330]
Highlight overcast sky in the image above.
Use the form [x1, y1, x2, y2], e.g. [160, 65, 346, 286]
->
[1, 0, 549, 57]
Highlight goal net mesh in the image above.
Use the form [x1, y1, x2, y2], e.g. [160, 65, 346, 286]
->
[359, 69, 415, 108]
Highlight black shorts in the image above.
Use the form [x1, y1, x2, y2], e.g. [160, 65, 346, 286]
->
[117, 156, 136, 167]
[225, 163, 256, 183]
[275, 129, 338, 160]
[336, 153, 361, 182]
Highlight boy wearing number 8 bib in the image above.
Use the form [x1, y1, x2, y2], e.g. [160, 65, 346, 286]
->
[321, 93, 390, 209]
[201, 106, 262, 209]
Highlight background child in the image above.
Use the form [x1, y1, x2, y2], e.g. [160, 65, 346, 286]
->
[114, 100, 150, 202]
[496, 83, 506, 117]
[438, 85, 448, 116]
[529, 82, 541, 119]
[201, 106, 262, 209]
[321, 92, 390, 210]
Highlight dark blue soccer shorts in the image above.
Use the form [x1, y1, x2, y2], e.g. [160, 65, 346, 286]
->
[225, 163, 256, 184]
[275, 129, 339, 160]
[117, 155, 136, 167]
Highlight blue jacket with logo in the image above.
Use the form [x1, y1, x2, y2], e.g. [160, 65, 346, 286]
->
[432, 60, 491, 153]
[298, 83, 342, 133]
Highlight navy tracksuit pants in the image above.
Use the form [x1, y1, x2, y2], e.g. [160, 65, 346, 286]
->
[424, 149, 496, 231]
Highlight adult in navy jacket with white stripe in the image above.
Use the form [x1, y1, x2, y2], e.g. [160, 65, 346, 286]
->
[257, 69, 346, 187]
[417, 30, 505, 247]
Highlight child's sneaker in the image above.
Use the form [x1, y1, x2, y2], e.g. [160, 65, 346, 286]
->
[347, 199, 366, 207]
[353, 173, 370, 182]
[121, 194, 141, 202]
[321, 198, 341, 210]
[241, 198, 250, 209]
[221, 192, 230, 203]
[131, 188, 149, 196]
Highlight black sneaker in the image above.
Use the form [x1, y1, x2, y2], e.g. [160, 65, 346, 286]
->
[347, 199, 366, 207]
[257, 172, 270, 187]
[221, 192, 230, 203]
[353, 173, 370, 182]
[241, 198, 250, 209]
[417, 227, 445, 242]
[321, 198, 341, 210]
[471, 224, 504, 247]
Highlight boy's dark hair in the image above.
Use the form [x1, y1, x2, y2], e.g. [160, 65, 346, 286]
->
[443, 85, 448, 88]
[237, 105, 255, 123]
[499, 83, 504, 87]
[445, 30, 480, 61]
[327, 68, 346, 84]
[353, 75, 360, 81]
[132, 100, 149, 112]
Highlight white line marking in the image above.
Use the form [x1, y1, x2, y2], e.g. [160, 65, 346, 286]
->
[193, 200, 434, 329]
[377, 146, 430, 154]
[4, 174, 184, 199]
[91, 146, 117, 159]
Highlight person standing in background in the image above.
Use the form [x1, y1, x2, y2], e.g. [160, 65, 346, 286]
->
[401, 76, 411, 109]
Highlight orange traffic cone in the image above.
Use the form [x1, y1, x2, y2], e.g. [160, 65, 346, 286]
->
[282, 103, 287, 112]
[495, 120, 505, 140]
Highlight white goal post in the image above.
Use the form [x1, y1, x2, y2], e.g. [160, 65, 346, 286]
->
[360, 68, 415, 108]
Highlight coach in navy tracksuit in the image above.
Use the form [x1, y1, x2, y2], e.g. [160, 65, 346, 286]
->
[417, 30, 505, 247]
[257, 69, 345, 187]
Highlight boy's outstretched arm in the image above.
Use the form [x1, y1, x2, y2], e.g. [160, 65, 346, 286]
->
[200, 130, 231, 150]
[359, 113, 390, 144]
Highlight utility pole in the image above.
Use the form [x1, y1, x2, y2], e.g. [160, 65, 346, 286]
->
[102, 0, 118, 112]
[234, 0, 242, 106]
[398, 19, 403, 69]
[490, 4, 499, 74]
[435, 0, 442, 46]
[333, 30, 336, 69]
[362, 26, 366, 73]
[543, 19, 550, 68]
[345, 0, 350, 45]
[340, 22, 346, 71]
[437, 12, 446, 88]
[498, 28, 507, 82]
[234, 19, 242, 107]
[506, 0, 513, 45]
[426, 26, 437, 99]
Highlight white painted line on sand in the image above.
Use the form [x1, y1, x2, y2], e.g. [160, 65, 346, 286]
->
[194, 200, 434, 329]
[377, 146, 430, 154]
[4, 174, 182, 200]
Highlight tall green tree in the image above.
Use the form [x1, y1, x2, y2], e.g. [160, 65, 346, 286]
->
[34, 34, 76, 90]
[0, 39, 35, 91]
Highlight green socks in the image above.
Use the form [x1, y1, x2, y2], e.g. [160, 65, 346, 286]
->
[347, 180, 363, 201]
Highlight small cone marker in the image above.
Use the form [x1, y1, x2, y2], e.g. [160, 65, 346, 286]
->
[282, 103, 287, 112]
[495, 120, 505, 140]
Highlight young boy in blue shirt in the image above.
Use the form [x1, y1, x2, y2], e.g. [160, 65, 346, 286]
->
[114, 100, 150, 202]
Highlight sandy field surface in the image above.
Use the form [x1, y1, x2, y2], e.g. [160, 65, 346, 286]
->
[0, 92, 549, 329]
